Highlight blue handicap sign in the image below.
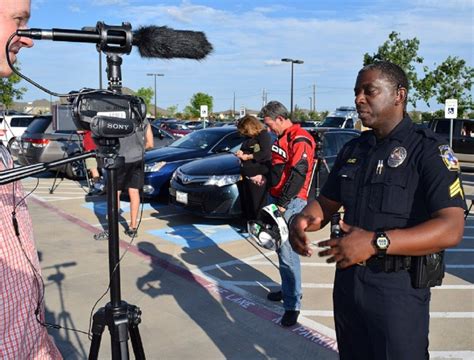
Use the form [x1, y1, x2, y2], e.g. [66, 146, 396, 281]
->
[148, 223, 247, 249]
[82, 201, 163, 215]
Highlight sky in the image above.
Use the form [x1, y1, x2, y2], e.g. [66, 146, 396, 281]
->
[14, 0, 474, 114]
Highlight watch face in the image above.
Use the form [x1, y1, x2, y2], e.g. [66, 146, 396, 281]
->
[377, 235, 389, 250]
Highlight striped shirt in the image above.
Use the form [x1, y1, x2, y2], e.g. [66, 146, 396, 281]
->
[0, 144, 62, 359]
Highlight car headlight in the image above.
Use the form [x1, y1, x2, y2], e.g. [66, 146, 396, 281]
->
[171, 168, 180, 181]
[204, 174, 241, 187]
[145, 161, 167, 172]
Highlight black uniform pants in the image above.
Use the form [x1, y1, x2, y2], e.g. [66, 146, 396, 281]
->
[240, 176, 268, 220]
[333, 265, 430, 360]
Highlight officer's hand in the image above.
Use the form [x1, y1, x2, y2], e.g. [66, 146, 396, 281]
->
[317, 220, 375, 268]
[289, 213, 321, 257]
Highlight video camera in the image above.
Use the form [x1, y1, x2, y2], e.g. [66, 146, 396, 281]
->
[68, 89, 146, 139]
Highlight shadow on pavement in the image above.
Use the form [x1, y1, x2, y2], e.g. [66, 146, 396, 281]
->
[135, 212, 286, 359]
[42, 261, 89, 359]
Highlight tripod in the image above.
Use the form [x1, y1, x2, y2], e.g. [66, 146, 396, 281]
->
[313, 141, 330, 198]
[87, 52, 146, 360]
[88, 143, 145, 360]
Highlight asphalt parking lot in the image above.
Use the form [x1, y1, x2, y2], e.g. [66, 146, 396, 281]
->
[21, 172, 474, 359]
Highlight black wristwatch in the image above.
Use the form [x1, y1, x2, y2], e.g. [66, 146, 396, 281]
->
[373, 231, 390, 257]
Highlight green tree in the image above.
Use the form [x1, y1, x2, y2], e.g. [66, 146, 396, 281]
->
[293, 106, 308, 121]
[136, 87, 154, 115]
[364, 31, 423, 107]
[166, 105, 178, 117]
[185, 92, 213, 119]
[417, 56, 473, 117]
[0, 72, 27, 110]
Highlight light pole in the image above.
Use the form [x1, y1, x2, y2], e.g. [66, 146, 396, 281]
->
[281, 58, 303, 120]
[147, 73, 164, 119]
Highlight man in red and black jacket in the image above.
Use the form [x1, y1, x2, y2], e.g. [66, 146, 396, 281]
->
[259, 100, 316, 327]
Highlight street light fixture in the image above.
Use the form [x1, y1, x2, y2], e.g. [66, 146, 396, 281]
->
[146, 73, 164, 119]
[281, 58, 304, 120]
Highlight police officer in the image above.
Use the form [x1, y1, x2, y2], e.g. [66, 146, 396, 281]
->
[289, 61, 466, 359]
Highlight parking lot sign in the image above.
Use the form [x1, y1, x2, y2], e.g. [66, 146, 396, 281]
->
[200, 105, 208, 118]
[445, 99, 458, 119]
[240, 107, 246, 118]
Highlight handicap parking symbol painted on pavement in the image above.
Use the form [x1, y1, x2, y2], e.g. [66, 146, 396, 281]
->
[148, 224, 247, 249]
[82, 201, 163, 215]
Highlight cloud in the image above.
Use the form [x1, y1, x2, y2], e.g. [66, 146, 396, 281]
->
[264, 60, 285, 66]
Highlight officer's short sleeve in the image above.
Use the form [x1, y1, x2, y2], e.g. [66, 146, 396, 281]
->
[420, 140, 466, 213]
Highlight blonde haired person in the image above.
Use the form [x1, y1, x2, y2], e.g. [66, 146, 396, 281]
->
[235, 115, 272, 221]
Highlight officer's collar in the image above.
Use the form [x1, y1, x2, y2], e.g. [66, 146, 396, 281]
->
[365, 116, 412, 146]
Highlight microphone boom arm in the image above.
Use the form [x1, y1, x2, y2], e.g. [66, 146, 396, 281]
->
[0, 151, 94, 185]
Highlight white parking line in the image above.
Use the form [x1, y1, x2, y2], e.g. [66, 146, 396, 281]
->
[92, 213, 185, 228]
[248, 261, 334, 267]
[300, 310, 474, 319]
[219, 281, 474, 290]
[430, 351, 474, 359]
[446, 249, 474, 252]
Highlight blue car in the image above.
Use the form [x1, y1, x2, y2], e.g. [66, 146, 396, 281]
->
[143, 126, 244, 199]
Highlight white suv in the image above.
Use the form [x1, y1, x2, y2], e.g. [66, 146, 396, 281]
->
[0, 114, 35, 148]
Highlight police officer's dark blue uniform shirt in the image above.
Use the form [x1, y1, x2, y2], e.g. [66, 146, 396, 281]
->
[322, 116, 466, 231]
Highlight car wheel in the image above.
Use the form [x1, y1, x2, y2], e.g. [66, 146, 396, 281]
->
[65, 156, 86, 180]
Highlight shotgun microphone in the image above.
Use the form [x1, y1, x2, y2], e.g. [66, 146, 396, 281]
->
[16, 22, 213, 60]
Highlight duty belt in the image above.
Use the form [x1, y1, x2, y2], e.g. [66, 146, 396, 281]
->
[357, 255, 411, 273]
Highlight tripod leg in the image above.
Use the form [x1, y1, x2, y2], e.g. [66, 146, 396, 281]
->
[128, 305, 145, 360]
[49, 168, 64, 194]
[89, 308, 106, 360]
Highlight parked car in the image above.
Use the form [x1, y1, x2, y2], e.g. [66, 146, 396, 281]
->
[0, 113, 35, 149]
[150, 123, 176, 149]
[143, 126, 245, 199]
[14, 115, 86, 179]
[160, 120, 192, 137]
[320, 116, 355, 129]
[169, 127, 360, 218]
[429, 118, 474, 171]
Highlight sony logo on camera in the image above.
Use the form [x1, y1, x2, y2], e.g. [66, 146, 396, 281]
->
[106, 122, 131, 130]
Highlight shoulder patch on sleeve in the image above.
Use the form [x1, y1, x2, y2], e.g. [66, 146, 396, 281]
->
[439, 144, 460, 172]
[449, 178, 464, 199]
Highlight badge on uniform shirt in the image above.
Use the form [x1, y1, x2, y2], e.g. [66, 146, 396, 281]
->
[387, 147, 407, 168]
[439, 145, 460, 172]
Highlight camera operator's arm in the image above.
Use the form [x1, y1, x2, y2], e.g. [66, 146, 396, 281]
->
[145, 123, 154, 150]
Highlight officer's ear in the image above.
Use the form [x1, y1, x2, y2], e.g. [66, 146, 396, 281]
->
[395, 85, 407, 106]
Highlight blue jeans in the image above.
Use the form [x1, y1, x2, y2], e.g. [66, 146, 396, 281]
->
[271, 196, 306, 311]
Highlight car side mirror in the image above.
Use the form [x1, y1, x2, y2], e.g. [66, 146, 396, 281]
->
[214, 146, 231, 153]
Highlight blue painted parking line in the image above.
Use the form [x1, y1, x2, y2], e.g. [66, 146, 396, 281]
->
[148, 224, 247, 249]
[82, 201, 164, 215]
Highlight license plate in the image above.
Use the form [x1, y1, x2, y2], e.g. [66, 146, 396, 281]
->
[176, 190, 188, 205]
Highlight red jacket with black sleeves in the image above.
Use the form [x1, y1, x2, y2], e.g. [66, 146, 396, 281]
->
[269, 124, 316, 208]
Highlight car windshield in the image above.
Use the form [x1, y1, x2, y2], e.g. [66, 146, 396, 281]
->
[170, 130, 226, 150]
[321, 117, 345, 127]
